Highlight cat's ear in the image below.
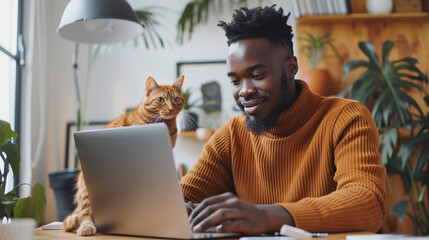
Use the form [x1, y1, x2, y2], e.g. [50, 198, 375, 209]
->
[173, 75, 184, 92]
[145, 77, 159, 95]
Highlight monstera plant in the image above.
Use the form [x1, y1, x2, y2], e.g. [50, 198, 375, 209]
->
[340, 41, 429, 235]
[0, 120, 46, 224]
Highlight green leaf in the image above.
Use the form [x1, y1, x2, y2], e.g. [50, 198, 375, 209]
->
[298, 31, 340, 68]
[0, 201, 16, 219]
[391, 57, 419, 66]
[177, 0, 249, 43]
[0, 120, 18, 146]
[337, 84, 352, 98]
[380, 128, 398, 166]
[397, 141, 416, 172]
[0, 141, 20, 176]
[391, 200, 409, 222]
[382, 41, 395, 67]
[343, 60, 370, 80]
[1, 189, 18, 219]
[358, 42, 381, 70]
[400, 91, 424, 118]
[401, 173, 412, 195]
[412, 136, 429, 176]
[134, 7, 172, 49]
[13, 183, 46, 224]
[418, 185, 426, 203]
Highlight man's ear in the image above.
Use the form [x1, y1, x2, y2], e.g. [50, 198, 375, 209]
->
[286, 56, 298, 80]
[145, 77, 159, 96]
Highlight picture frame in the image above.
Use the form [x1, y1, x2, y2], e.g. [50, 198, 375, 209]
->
[64, 121, 109, 169]
[176, 60, 240, 129]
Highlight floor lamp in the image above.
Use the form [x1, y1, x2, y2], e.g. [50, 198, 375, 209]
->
[49, 0, 143, 221]
[58, 0, 143, 168]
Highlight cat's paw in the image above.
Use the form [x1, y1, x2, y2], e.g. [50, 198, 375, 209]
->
[76, 220, 97, 236]
[63, 214, 78, 232]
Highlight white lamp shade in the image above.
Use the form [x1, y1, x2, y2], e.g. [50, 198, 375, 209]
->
[58, 0, 143, 44]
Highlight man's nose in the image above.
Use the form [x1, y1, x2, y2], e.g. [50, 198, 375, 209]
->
[239, 79, 256, 98]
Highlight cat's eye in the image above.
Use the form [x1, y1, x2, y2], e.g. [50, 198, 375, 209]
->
[173, 97, 181, 104]
[157, 97, 165, 103]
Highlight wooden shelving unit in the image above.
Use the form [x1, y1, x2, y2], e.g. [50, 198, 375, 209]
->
[297, 12, 429, 24]
[296, 12, 429, 115]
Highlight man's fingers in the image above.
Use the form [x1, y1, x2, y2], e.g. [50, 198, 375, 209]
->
[191, 201, 242, 230]
[216, 219, 248, 233]
[189, 192, 236, 222]
[190, 195, 243, 228]
[192, 208, 244, 232]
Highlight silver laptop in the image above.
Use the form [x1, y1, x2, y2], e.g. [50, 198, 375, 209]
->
[74, 123, 239, 239]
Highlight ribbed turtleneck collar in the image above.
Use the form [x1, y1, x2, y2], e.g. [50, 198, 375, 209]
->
[263, 80, 322, 138]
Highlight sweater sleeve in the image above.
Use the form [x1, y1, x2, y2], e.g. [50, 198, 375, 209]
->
[181, 123, 235, 202]
[278, 102, 386, 233]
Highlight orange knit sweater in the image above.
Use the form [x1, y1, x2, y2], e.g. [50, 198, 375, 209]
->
[181, 80, 386, 233]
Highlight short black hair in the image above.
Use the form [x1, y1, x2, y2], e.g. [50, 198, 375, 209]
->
[217, 5, 293, 53]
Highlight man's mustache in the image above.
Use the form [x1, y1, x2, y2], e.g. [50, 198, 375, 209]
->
[236, 95, 269, 113]
[236, 100, 245, 113]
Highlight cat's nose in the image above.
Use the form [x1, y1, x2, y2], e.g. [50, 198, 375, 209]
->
[167, 102, 174, 110]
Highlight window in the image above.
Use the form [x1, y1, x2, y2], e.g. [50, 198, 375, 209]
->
[0, 0, 23, 192]
[0, 0, 21, 130]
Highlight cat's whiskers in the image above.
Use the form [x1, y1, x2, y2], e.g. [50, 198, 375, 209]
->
[151, 115, 164, 123]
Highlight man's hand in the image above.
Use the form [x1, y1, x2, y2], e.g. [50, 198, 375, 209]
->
[185, 201, 198, 215]
[188, 192, 294, 235]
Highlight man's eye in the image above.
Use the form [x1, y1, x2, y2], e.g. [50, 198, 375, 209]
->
[231, 79, 239, 86]
[157, 97, 165, 103]
[252, 73, 264, 79]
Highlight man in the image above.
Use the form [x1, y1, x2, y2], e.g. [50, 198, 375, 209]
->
[181, 5, 386, 235]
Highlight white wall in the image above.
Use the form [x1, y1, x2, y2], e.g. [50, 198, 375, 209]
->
[24, 0, 297, 223]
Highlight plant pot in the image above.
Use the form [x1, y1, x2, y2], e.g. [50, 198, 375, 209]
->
[180, 111, 199, 131]
[48, 169, 80, 221]
[300, 68, 338, 96]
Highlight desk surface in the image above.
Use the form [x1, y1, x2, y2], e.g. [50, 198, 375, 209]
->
[34, 229, 374, 240]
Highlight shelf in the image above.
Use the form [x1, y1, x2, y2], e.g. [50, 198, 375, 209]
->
[180, 131, 196, 137]
[180, 129, 215, 142]
[297, 12, 429, 24]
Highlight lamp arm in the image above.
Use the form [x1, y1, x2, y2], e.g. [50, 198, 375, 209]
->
[73, 42, 81, 103]
[72, 42, 83, 169]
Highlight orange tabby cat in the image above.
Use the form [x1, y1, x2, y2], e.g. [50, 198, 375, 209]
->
[63, 76, 185, 236]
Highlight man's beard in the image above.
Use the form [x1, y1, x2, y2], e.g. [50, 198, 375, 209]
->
[236, 73, 289, 135]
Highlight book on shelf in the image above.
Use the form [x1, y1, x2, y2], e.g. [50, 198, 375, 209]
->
[296, 0, 351, 18]
[326, 0, 335, 14]
[337, 0, 349, 14]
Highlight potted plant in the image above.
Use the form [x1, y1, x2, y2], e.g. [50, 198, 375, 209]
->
[340, 41, 429, 235]
[177, 0, 250, 43]
[0, 119, 46, 224]
[298, 31, 341, 96]
[180, 87, 201, 131]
